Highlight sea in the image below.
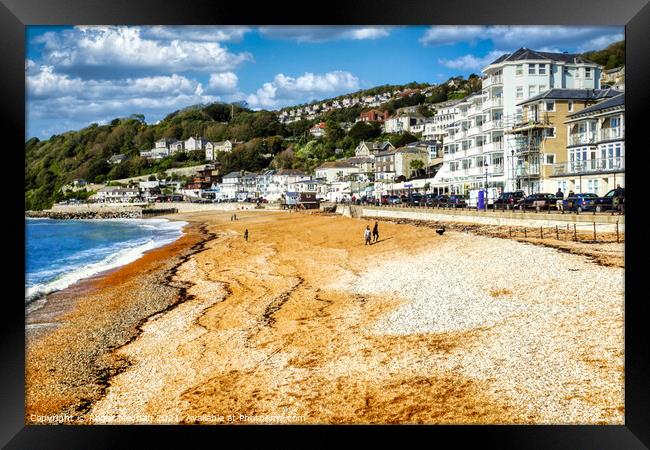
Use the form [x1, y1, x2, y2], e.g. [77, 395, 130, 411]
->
[25, 218, 187, 309]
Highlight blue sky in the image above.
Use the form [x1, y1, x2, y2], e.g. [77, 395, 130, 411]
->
[26, 25, 624, 139]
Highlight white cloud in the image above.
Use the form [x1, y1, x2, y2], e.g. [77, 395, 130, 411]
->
[421, 25, 623, 52]
[35, 26, 253, 74]
[140, 26, 251, 43]
[438, 50, 509, 72]
[246, 70, 360, 109]
[208, 72, 239, 93]
[419, 26, 486, 46]
[258, 26, 392, 43]
[26, 65, 223, 137]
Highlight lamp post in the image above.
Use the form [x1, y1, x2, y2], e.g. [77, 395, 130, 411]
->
[484, 162, 489, 211]
[510, 149, 515, 192]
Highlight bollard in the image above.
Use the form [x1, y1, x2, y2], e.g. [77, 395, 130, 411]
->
[509, 227, 512, 238]
[616, 220, 620, 243]
[593, 222, 596, 242]
[540, 226, 543, 239]
[574, 224, 577, 241]
[556, 225, 559, 240]
[524, 227, 527, 238]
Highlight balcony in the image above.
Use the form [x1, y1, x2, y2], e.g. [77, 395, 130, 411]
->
[569, 132, 596, 146]
[483, 141, 504, 152]
[600, 127, 624, 141]
[550, 157, 625, 176]
[483, 75, 503, 88]
[485, 97, 503, 109]
[515, 165, 541, 177]
[491, 165, 505, 175]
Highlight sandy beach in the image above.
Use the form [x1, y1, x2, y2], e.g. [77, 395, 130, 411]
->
[25, 210, 624, 425]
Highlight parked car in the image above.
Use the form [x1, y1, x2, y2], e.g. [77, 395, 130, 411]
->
[447, 194, 467, 208]
[494, 191, 526, 209]
[423, 193, 437, 206]
[407, 193, 424, 206]
[434, 194, 449, 207]
[518, 193, 557, 210]
[594, 188, 625, 212]
[388, 195, 402, 204]
[564, 193, 598, 212]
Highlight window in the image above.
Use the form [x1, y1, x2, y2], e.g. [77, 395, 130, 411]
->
[544, 127, 556, 138]
[585, 67, 592, 79]
[538, 64, 546, 75]
[568, 101, 574, 112]
[516, 86, 523, 99]
[539, 85, 547, 94]
[528, 64, 536, 75]
[528, 85, 536, 97]
[545, 154, 556, 164]
[516, 65, 523, 76]
[545, 100, 555, 112]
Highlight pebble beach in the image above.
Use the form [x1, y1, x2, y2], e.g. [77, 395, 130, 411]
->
[25, 210, 624, 424]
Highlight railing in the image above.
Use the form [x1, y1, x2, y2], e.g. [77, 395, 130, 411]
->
[513, 143, 542, 154]
[515, 166, 541, 177]
[483, 75, 503, 87]
[600, 128, 624, 141]
[550, 157, 625, 176]
[486, 97, 503, 108]
[569, 132, 596, 145]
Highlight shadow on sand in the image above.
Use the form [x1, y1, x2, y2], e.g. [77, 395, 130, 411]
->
[370, 237, 393, 245]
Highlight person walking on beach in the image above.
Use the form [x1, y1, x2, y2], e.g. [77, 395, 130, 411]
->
[372, 221, 379, 243]
[244, 229, 249, 242]
[364, 225, 372, 246]
[614, 184, 624, 214]
[555, 188, 564, 213]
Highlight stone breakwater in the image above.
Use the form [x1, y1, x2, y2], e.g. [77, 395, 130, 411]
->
[26, 209, 143, 220]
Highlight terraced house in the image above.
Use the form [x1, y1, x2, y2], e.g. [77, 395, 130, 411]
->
[507, 88, 622, 194]
[553, 93, 625, 196]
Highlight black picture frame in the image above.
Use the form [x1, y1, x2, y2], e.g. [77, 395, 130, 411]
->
[4, 0, 648, 447]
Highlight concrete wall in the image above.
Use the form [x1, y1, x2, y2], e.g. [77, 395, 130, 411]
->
[352, 206, 624, 232]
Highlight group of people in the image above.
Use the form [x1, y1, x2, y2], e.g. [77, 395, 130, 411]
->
[364, 222, 379, 245]
[230, 213, 238, 221]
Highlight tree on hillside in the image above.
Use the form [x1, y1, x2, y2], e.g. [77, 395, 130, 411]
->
[348, 121, 381, 142]
[390, 132, 418, 148]
[271, 148, 296, 170]
[410, 159, 425, 177]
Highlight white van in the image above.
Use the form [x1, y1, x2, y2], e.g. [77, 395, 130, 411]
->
[467, 188, 499, 209]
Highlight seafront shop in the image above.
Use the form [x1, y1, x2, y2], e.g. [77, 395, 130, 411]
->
[374, 178, 450, 197]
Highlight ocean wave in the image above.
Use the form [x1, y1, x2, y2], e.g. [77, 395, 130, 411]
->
[25, 219, 186, 305]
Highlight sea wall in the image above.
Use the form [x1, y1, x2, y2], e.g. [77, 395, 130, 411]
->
[337, 205, 625, 233]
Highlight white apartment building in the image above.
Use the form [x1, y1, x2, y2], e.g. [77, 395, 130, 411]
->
[95, 187, 141, 203]
[384, 115, 425, 134]
[315, 160, 360, 182]
[482, 47, 602, 191]
[422, 101, 460, 142]
[185, 136, 208, 151]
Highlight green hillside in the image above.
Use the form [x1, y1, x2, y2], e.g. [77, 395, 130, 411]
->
[582, 40, 625, 70]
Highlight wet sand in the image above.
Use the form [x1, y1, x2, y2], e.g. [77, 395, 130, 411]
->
[26, 210, 624, 424]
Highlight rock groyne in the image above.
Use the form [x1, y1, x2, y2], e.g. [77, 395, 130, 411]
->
[26, 209, 143, 220]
